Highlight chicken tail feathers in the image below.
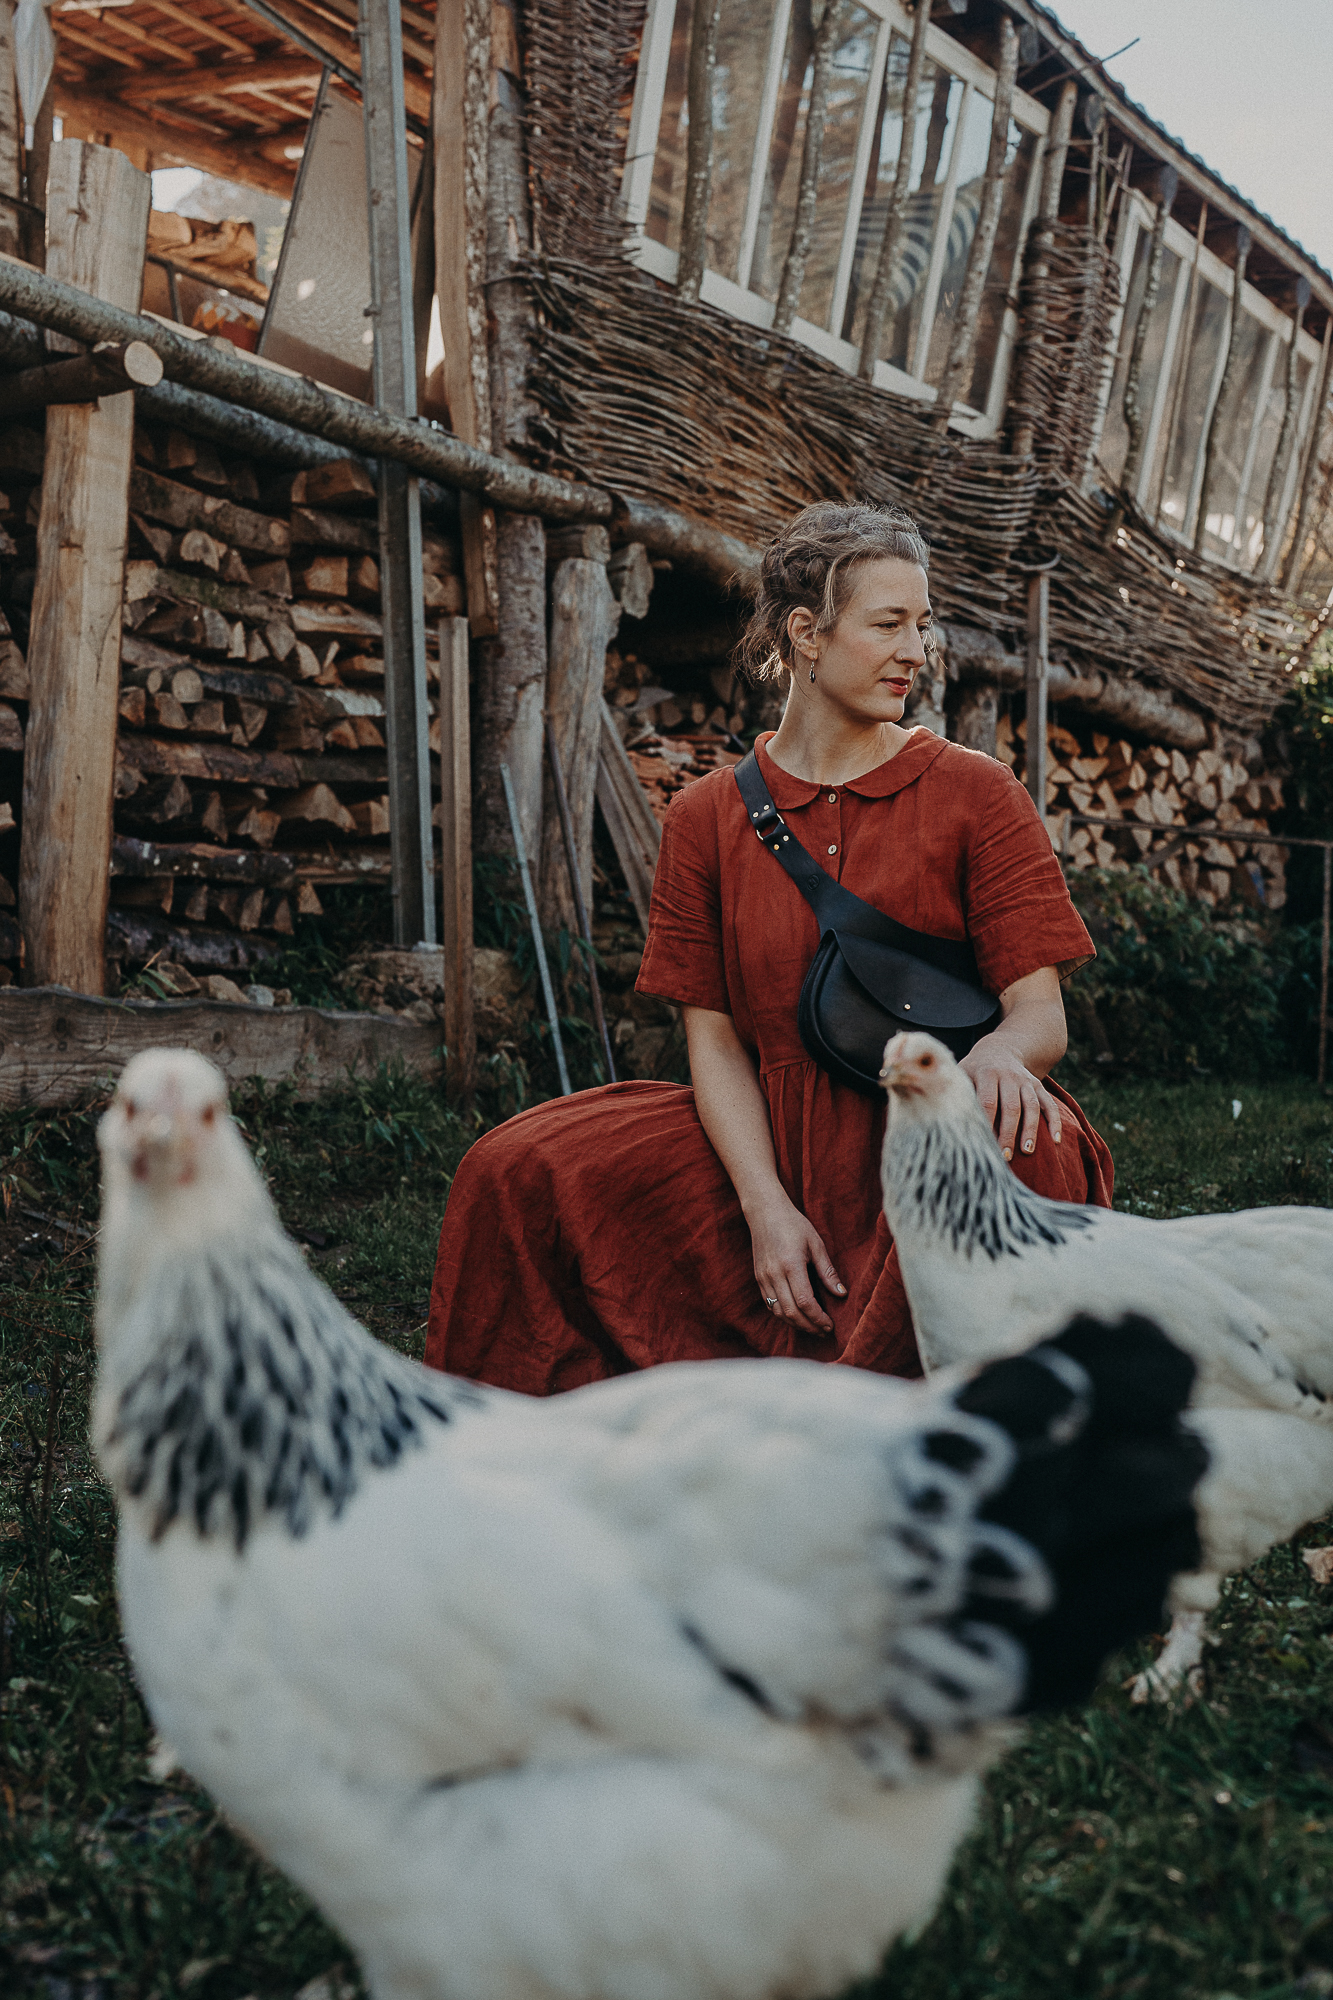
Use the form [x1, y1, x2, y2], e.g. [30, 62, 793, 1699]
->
[954, 1313, 1208, 1714]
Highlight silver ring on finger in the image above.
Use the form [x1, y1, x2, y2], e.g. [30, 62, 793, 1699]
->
[765, 1296, 778, 1308]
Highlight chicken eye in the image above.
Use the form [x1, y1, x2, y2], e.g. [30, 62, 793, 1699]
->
[124, 1100, 137, 1119]
[920, 1056, 934, 1068]
[201, 1105, 217, 1126]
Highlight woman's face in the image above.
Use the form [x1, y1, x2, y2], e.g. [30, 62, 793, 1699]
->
[787, 557, 932, 726]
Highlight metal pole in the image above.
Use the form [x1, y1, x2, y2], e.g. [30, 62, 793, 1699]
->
[359, 0, 434, 948]
[1024, 571, 1050, 818]
[1312, 844, 1320, 1096]
[501, 763, 571, 1096]
[545, 717, 616, 1084]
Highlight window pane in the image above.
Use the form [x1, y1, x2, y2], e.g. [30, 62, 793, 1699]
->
[747, 0, 876, 322]
[1097, 233, 1181, 490]
[964, 121, 1038, 414]
[1153, 275, 1228, 535]
[1236, 349, 1313, 571]
[840, 39, 960, 364]
[645, 0, 693, 250]
[712, 0, 783, 278]
[919, 85, 992, 387]
[1199, 311, 1269, 560]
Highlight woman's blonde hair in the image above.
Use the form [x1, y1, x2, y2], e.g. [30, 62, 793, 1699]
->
[736, 500, 931, 683]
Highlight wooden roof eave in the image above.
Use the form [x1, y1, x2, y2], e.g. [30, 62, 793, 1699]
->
[1006, 0, 1333, 317]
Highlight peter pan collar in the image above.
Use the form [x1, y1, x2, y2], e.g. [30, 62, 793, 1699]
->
[753, 728, 948, 806]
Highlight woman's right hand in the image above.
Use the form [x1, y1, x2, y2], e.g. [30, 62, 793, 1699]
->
[745, 1190, 845, 1335]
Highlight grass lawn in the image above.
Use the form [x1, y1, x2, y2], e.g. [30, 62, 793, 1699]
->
[3, 1065, 1333, 1999]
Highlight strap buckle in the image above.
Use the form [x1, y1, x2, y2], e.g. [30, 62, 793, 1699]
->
[749, 798, 783, 840]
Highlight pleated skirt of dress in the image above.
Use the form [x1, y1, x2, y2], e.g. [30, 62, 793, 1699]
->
[424, 1074, 1113, 1395]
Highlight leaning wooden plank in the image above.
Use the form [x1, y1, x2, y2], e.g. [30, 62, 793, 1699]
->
[0, 988, 443, 1108]
[596, 701, 661, 933]
[19, 141, 151, 996]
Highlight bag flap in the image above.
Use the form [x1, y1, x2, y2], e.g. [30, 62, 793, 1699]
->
[833, 930, 998, 1030]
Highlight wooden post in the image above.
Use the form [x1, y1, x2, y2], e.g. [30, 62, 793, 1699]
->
[1024, 571, 1049, 820]
[1194, 224, 1251, 554]
[19, 140, 150, 994]
[0, 0, 19, 260]
[1259, 277, 1312, 579]
[1120, 166, 1178, 498]
[951, 682, 997, 758]
[858, 0, 933, 381]
[1007, 77, 1076, 455]
[596, 703, 661, 933]
[677, 0, 720, 302]
[539, 557, 621, 938]
[773, 0, 844, 336]
[432, 0, 498, 636]
[1282, 318, 1333, 595]
[931, 15, 1018, 429]
[437, 615, 475, 1106]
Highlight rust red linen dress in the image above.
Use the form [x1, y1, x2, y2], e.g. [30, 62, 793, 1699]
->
[425, 729, 1112, 1392]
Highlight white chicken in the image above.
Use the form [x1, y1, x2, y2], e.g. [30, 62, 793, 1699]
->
[879, 1029, 1333, 1700]
[96, 1048, 1214, 2000]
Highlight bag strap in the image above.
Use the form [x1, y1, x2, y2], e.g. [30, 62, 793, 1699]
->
[733, 749, 982, 985]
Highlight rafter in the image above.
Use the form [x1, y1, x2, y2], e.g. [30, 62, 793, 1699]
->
[55, 21, 145, 68]
[55, 78, 297, 194]
[82, 9, 201, 63]
[144, 0, 254, 56]
[121, 53, 322, 99]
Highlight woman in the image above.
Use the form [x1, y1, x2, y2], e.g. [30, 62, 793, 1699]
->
[425, 502, 1111, 1390]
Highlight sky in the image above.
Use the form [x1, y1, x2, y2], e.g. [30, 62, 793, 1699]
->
[1045, 0, 1333, 275]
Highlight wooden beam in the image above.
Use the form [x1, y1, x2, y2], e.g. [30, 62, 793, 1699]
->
[0, 987, 443, 1107]
[120, 54, 324, 101]
[432, 0, 498, 635]
[0, 336, 162, 416]
[73, 10, 201, 67]
[19, 139, 151, 997]
[55, 20, 145, 69]
[143, 0, 254, 57]
[436, 615, 475, 1104]
[677, 0, 719, 302]
[595, 704, 660, 934]
[54, 81, 297, 195]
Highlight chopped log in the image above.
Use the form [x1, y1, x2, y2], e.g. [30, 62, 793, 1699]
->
[111, 836, 296, 886]
[176, 529, 224, 573]
[423, 572, 465, 613]
[436, 615, 475, 1101]
[139, 564, 287, 627]
[129, 465, 292, 556]
[540, 558, 622, 936]
[119, 686, 147, 728]
[278, 783, 356, 833]
[290, 601, 383, 639]
[297, 554, 351, 599]
[548, 524, 611, 565]
[290, 505, 380, 553]
[0, 639, 29, 699]
[0, 986, 443, 1106]
[607, 542, 654, 621]
[350, 797, 392, 837]
[249, 560, 292, 599]
[231, 805, 281, 848]
[596, 699, 661, 932]
[291, 460, 377, 510]
[20, 140, 151, 996]
[122, 633, 295, 707]
[118, 735, 301, 788]
[348, 554, 381, 602]
[0, 338, 163, 418]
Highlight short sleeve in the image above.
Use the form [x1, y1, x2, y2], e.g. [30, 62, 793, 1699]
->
[964, 762, 1095, 993]
[636, 790, 731, 1012]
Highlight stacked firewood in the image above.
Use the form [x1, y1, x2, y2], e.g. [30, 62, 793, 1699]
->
[105, 421, 463, 974]
[602, 645, 745, 824]
[996, 714, 1288, 911]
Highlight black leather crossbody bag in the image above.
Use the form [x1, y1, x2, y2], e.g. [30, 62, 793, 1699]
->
[734, 750, 1001, 1095]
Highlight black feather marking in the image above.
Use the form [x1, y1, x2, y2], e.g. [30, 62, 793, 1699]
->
[887, 1116, 1097, 1262]
[680, 1622, 779, 1716]
[106, 1243, 492, 1552]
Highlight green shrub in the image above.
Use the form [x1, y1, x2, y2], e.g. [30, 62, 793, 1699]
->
[1065, 865, 1295, 1077]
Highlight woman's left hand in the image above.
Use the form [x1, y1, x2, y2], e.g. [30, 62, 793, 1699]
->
[960, 1037, 1063, 1161]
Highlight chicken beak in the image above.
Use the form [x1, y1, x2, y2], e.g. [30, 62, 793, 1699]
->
[879, 1059, 903, 1092]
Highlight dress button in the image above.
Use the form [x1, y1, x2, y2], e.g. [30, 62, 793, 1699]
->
[828, 844, 837, 855]
[828, 792, 837, 803]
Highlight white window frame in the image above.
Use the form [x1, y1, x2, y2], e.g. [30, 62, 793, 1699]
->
[622, 0, 1050, 437]
[1093, 190, 1322, 572]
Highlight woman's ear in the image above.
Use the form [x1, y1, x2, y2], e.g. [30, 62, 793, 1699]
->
[787, 606, 818, 661]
